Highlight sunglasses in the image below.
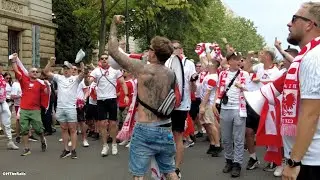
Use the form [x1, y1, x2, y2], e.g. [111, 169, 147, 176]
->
[31, 70, 38, 73]
[196, 65, 201, 68]
[291, 15, 318, 27]
[100, 57, 108, 60]
[173, 46, 180, 50]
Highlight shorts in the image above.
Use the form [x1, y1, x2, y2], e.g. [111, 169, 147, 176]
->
[20, 109, 44, 136]
[129, 123, 176, 176]
[171, 110, 188, 133]
[297, 165, 320, 180]
[245, 104, 260, 132]
[189, 98, 201, 120]
[97, 98, 117, 121]
[76, 107, 85, 122]
[85, 104, 98, 120]
[56, 108, 77, 123]
[200, 105, 215, 125]
[118, 107, 129, 123]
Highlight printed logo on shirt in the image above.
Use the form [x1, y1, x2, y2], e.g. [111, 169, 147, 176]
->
[69, 79, 74, 83]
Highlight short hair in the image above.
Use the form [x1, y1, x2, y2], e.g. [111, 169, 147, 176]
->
[150, 36, 174, 64]
[100, 53, 108, 57]
[303, 2, 320, 26]
[262, 47, 276, 60]
[171, 40, 182, 48]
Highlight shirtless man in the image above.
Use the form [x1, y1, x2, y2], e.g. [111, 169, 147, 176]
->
[108, 15, 178, 180]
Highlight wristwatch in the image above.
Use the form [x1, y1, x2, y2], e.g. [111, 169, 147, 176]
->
[287, 159, 301, 168]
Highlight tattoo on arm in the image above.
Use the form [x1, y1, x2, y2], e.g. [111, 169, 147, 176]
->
[108, 21, 145, 77]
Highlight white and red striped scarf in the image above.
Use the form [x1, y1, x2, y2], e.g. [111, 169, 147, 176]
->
[195, 42, 223, 60]
[10, 55, 50, 111]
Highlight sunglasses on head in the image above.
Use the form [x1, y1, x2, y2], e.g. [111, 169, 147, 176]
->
[291, 15, 318, 27]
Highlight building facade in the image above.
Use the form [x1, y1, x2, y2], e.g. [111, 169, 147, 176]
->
[0, 0, 56, 68]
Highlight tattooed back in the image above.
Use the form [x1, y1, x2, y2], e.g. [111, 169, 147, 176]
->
[137, 64, 175, 123]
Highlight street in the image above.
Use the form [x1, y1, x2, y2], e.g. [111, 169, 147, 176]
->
[0, 130, 279, 180]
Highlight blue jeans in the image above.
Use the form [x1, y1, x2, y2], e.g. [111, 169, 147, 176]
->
[129, 122, 176, 176]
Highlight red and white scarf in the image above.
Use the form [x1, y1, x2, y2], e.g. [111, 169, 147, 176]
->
[281, 36, 320, 136]
[116, 79, 137, 141]
[0, 75, 6, 103]
[217, 70, 247, 117]
[12, 56, 50, 110]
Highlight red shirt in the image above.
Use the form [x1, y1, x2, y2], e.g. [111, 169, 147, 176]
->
[17, 73, 44, 110]
[116, 79, 134, 108]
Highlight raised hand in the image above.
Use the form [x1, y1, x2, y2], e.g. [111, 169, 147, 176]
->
[274, 37, 282, 50]
[49, 57, 56, 65]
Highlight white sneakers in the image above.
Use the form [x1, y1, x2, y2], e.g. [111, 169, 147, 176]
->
[83, 140, 89, 147]
[101, 144, 109, 157]
[7, 141, 19, 150]
[273, 158, 286, 177]
[68, 141, 72, 147]
[125, 142, 131, 148]
[119, 140, 129, 146]
[112, 144, 118, 155]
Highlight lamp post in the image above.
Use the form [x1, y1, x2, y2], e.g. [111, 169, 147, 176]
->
[125, 0, 129, 53]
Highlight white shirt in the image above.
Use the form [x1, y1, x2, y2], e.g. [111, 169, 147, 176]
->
[284, 45, 320, 165]
[252, 63, 279, 88]
[246, 73, 260, 92]
[76, 80, 87, 100]
[200, 73, 218, 105]
[53, 74, 80, 109]
[5, 83, 11, 99]
[90, 67, 122, 100]
[165, 57, 196, 111]
[219, 70, 250, 109]
[11, 82, 22, 106]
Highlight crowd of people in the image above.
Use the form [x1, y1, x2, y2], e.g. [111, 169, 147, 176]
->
[0, 2, 320, 180]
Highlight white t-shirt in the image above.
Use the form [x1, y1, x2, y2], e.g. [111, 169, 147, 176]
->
[76, 80, 87, 100]
[89, 82, 97, 105]
[90, 67, 122, 100]
[252, 63, 279, 88]
[5, 83, 11, 99]
[200, 73, 218, 105]
[284, 45, 320, 165]
[165, 57, 196, 111]
[53, 74, 80, 109]
[246, 73, 260, 92]
[219, 70, 250, 109]
[11, 81, 22, 106]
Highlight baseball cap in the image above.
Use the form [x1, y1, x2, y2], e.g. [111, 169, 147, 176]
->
[62, 61, 73, 69]
[226, 51, 241, 61]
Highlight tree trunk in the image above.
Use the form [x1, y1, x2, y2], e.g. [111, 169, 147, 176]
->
[98, 0, 107, 57]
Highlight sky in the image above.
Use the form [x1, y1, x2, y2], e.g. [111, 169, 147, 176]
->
[223, 0, 314, 53]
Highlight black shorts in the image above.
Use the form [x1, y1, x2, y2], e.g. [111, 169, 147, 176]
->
[97, 98, 117, 121]
[85, 104, 98, 120]
[297, 165, 320, 180]
[171, 110, 188, 133]
[245, 104, 260, 132]
[76, 107, 86, 122]
[189, 98, 201, 120]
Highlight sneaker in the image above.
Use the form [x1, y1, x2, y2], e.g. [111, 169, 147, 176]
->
[231, 163, 241, 178]
[29, 135, 38, 142]
[92, 133, 99, 141]
[16, 136, 21, 143]
[112, 144, 118, 155]
[223, 159, 233, 173]
[41, 138, 47, 152]
[58, 138, 63, 142]
[83, 140, 89, 147]
[7, 141, 19, 150]
[263, 162, 277, 172]
[195, 132, 203, 138]
[68, 141, 72, 147]
[60, 150, 71, 158]
[71, 150, 77, 159]
[119, 140, 129, 146]
[273, 159, 286, 177]
[175, 168, 182, 179]
[21, 148, 31, 156]
[211, 146, 222, 157]
[246, 157, 260, 170]
[184, 140, 195, 148]
[101, 144, 109, 157]
[206, 145, 216, 154]
[125, 142, 131, 148]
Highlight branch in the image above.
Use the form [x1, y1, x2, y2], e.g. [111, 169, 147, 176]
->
[106, 0, 121, 16]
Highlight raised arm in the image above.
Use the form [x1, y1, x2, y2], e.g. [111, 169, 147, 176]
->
[108, 15, 145, 76]
[10, 53, 21, 78]
[274, 37, 294, 63]
[43, 57, 56, 79]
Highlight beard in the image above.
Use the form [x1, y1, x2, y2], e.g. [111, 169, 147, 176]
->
[287, 35, 300, 46]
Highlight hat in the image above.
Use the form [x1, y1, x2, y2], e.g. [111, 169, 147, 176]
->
[62, 61, 73, 69]
[226, 51, 241, 61]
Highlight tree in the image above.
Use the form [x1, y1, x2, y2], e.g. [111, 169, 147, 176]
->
[52, 0, 95, 64]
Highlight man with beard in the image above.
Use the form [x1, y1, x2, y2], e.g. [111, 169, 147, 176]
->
[281, 2, 320, 180]
[108, 15, 179, 180]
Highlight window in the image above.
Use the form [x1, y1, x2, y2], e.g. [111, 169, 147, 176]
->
[8, 30, 20, 56]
